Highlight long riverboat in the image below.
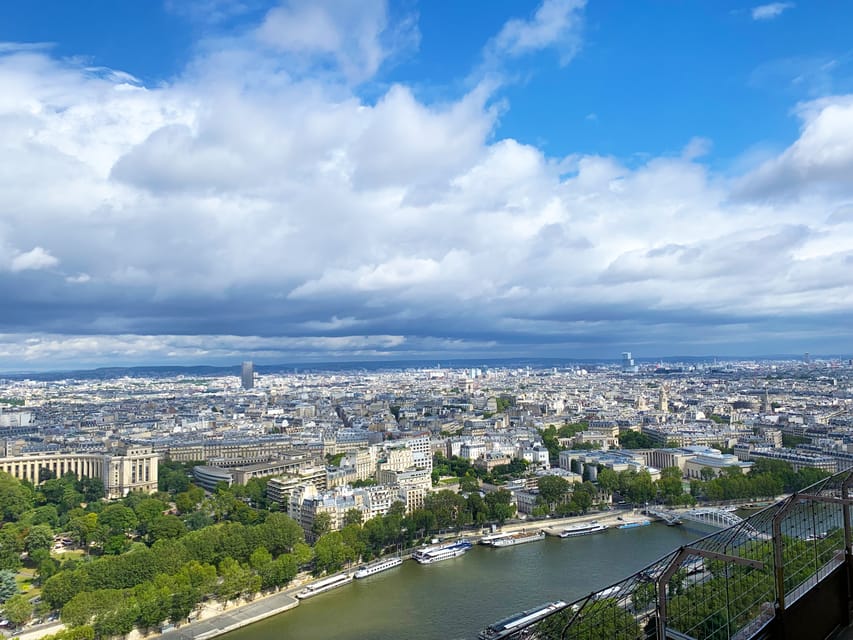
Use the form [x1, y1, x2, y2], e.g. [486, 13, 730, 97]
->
[295, 573, 353, 599]
[479, 532, 514, 545]
[354, 557, 403, 579]
[559, 521, 608, 538]
[617, 520, 651, 530]
[479, 601, 567, 639]
[412, 540, 473, 564]
[491, 530, 545, 547]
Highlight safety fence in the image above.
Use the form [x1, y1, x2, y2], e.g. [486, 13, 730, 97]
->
[480, 469, 853, 640]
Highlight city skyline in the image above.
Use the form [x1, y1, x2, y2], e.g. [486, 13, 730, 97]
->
[1, 1, 853, 369]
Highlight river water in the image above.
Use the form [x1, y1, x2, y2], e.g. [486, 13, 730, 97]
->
[222, 523, 705, 640]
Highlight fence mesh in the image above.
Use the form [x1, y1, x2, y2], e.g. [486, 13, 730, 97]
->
[481, 469, 853, 640]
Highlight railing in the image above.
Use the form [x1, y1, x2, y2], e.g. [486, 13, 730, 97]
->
[480, 469, 853, 640]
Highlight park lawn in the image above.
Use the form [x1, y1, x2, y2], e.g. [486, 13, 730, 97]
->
[15, 569, 41, 598]
[51, 548, 84, 560]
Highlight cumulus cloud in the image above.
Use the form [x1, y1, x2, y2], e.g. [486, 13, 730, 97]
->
[751, 3, 795, 21]
[736, 96, 853, 199]
[489, 0, 586, 65]
[9, 247, 59, 272]
[0, 3, 852, 369]
[253, 0, 417, 83]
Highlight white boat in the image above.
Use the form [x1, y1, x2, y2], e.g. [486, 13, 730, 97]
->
[479, 601, 567, 639]
[491, 531, 545, 547]
[559, 521, 608, 538]
[479, 532, 514, 546]
[295, 573, 353, 599]
[617, 520, 651, 530]
[354, 557, 403, 578]
[412, 540, 473, 564]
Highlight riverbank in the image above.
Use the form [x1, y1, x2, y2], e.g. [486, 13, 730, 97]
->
[155, 588, 300, 640]
[148, 508, 647, 640]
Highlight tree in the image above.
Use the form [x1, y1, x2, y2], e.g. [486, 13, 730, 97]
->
[68, 512, 98, 551]
[97, 504, 138, 536]
[25, 524, 54, 555]
[2, 593, 32, 626]
[30, 505, 60, 528]
[216, 557, 260, 602]
[700, 466, 717, 482]
[147, 515, 186, 543]
[0, 570, 18, 603]
[343, 508, 363, 527]
[78, 477, 104, 503]
[597, 467, 619, 494]
[537, 476, 571, 510]
[313, 532, 356, 575]
[619, 431, 654, 449]
[311, 512, 332, 540]
[485, 489, 515, 523]
[0, 473, 34, 521]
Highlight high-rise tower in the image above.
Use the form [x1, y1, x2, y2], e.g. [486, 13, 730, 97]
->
[241, 361, 254, 390]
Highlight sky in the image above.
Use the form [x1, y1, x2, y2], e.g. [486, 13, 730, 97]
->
[1, 0, 853, 370]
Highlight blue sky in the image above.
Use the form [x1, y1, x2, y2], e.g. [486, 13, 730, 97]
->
[0, 0, 852, 369]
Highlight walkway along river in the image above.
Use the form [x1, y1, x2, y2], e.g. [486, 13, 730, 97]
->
[217, 522, 703, 640]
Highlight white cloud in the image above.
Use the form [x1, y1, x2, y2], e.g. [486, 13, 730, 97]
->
[0, 9, 852, 366]
[681, 137, 713, 160]
[736, 96, 853, 199]
[253, 0, 416, 83]
[751, 3, 795, 21]
[491, 0, 586, 65]
[10, 247, 58, 272]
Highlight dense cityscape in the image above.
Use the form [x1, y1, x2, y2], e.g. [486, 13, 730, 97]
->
[0, 356, 850, 638]
[3, 0, 853, 638]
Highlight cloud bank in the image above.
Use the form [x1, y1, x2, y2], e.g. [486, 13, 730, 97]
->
[0, 0, 851, 369]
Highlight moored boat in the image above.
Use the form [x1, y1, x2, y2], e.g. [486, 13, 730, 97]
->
[479, 601, 567, 639]
[354, 556, 403, 579]
[617, 520, 651, 530]
[559, 521, 608, 538]
[491, 530, 545, 547]
[412, 540, 473, 564]
[479, 532, 514, 546]
[295, 573, 353, 599]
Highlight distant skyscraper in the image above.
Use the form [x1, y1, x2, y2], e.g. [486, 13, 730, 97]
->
[241, 361, 254, 390]
[621, 352, 638, 373]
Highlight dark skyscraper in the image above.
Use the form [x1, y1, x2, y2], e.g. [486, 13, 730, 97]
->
[241, 361, 254, 390]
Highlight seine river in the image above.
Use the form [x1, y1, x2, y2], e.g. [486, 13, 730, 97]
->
[222, 523, 704, 640]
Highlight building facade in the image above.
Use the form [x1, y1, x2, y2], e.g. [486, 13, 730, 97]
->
[0, 445, 159, 498]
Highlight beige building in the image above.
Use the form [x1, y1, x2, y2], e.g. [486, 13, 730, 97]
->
[0, 445, 158, 499]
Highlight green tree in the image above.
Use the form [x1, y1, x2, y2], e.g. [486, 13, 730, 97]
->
[619, 431, 654, 449]
[0, 472, 34, 521]
[313, 532, 356, 575]
[343, 508, 363, 527]
[2, 593, 32, 626]
[97, 504, 138, 536]
[597, 467, 619, 494]
[485, 489, 516, 523]
[25, 523, 54, 555]
[147, 515, 187, 543]
[0, 570, 18, 602]
[537, 476, 571, 510]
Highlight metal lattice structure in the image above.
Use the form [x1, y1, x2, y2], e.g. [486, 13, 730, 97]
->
[479, 469, 853, 640]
